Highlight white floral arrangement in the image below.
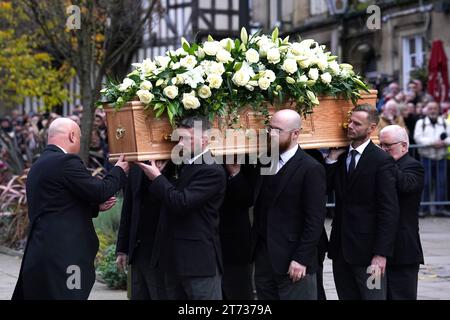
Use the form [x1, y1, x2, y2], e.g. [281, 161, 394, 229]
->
[99, 27, 369, 125]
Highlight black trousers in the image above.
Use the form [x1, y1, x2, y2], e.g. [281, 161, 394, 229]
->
[254, 241, 317, 300]
[387, 264, 420, 300]
[222, 263, 254, 300]
[164, 269, 222, 300]
[332, 251, 386, 300]
[130, 247, 167, 300]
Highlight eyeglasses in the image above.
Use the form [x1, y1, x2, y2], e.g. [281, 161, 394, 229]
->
[265, 125, 297, 134]
[380, 141, 404, 149]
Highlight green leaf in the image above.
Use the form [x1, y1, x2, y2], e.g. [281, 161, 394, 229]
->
[155, 106, 165, 118]
[208, 35, 214, 42]
[234, 62, 243, 71]
[272, 27, 279, 42]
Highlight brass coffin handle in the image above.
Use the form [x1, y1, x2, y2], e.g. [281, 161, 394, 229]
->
[116, 127, 126, 140]
[163, 133, 172, 141]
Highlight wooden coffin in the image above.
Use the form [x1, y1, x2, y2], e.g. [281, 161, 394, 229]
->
[105, 90, 378, 162]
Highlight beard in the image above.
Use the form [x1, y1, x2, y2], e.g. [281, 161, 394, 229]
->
[268, 135, 291, 155]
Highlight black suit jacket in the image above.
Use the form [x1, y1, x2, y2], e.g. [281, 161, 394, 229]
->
[219, 165, 254, 266]
[13, 145, 126, 300]
[252, 148, 327, 274]
[149, 154, 227, 277]
[390, 154, 425, 265]
[116, 163, 175, 264]
[327, 141, 400, 265]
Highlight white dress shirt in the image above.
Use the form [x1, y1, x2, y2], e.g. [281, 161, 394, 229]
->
[188, 148, 210, 164]
[276, 144, 298, 174]
[345, 138, 371, 171]
[325, 138, 371, 172]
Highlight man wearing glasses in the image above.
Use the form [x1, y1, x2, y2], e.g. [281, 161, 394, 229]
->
[251, 109, 327, 300]
[379, 125, 425, 300]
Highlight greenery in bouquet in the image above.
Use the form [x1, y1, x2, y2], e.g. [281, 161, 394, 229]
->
[99, 27, 370, 125]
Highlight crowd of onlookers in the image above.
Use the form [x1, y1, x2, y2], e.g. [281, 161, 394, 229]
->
[0, 105, 111, 184]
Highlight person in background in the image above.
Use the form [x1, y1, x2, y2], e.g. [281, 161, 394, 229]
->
[379, 125, 424, 300]
[414, 101, 450, 216]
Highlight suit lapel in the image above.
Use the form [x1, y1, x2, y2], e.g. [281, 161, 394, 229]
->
[270, 148, 304, 204]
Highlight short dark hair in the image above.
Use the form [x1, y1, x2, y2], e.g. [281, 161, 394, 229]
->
[352, 104, 380, 125]
[178, 115, 211, 131]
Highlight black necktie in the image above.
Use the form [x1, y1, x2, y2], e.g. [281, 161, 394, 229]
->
[348, 150, 358, 177]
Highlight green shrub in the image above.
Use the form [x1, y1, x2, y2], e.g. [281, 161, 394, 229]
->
[97, 244, 127, 290]
[94, 197, 122, 266]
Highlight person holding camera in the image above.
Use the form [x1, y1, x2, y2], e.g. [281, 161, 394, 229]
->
[414, 101, 450, 216]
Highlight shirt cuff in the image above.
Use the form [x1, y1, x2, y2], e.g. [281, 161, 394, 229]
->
[325, 157, 338, 164]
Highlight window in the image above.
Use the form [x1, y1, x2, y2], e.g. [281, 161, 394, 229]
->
[310, 0, 328, 15]
[402, 35, 426, 89]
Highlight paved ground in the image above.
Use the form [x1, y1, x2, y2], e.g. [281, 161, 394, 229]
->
[1, 217, 449, 300]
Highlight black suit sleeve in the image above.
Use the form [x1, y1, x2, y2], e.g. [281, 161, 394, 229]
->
[116, 174, 133, 255]
[292, 163, 327, 267]
[62, 155, 126, 206]
[325, 162, 339, 194]
[396, 160, 424, 194]
[373, 157, 400, 257]
[150, 167, 226, 216]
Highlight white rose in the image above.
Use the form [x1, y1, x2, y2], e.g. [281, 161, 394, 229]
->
[140, 80, 153, 90]
[297, 55, 312, 69]
[182, 92, 201, 110]
[118, 78, 135, 91]
[308, 68, 319, 81]
[209, 62, 225, 75]
[203, 41, 221, 56]
[154, 56, 171, 68]
[163, 85, 179, 99]
[220, 38, 235, 50]
[298, 75, 308, 83]
[207, 74, 223, 89]
[180, 55, 197, 70]
[141, 59, 157, 75]
[320, 72, 332, 84]
[263, 69, 276, 82]
[245, 85, 255, 91]
[245, 48, 260, 64]
[216, 49, 233, 63]
[290, 43, 305, 56]
[282, 58, 298, 74]
[267, 47, 280, 64]
[329, 61, 340, 75]
[232, 70, 250, 87]
[175, 47, 188, 57]
[198, 85, 212, 99]
[316, 55, 329, 71]
[136, 90, 154, 104]
[299, 39, 315, 50]
[258, 77, 271, 90]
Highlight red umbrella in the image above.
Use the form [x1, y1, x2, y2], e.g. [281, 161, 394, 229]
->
[427, 40, 449, 103]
